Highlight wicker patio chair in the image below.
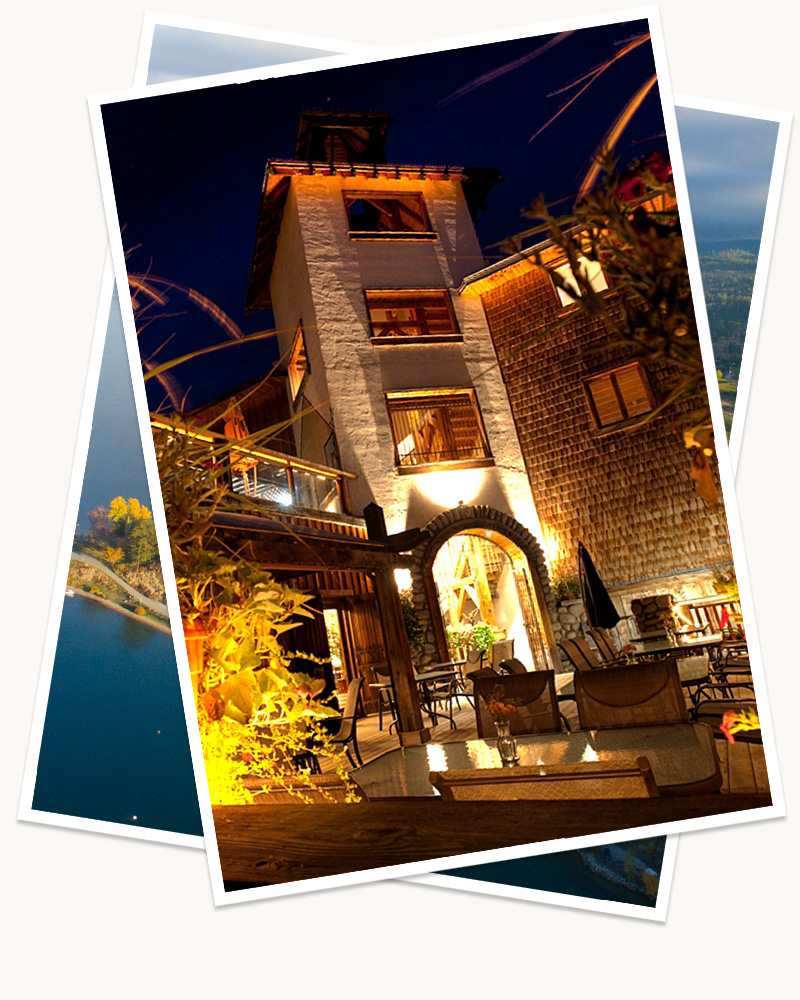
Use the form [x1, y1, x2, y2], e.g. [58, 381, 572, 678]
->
[558, 637, 605, 671]
[429, 757, 659, 801]
[574, 660, 689, 730]
[588, 627, 625, 666]
[473, 671, 561, 738]
[498, 657, 528, 675]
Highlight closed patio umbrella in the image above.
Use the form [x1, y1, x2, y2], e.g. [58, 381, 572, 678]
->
[577, 541, 621, 629]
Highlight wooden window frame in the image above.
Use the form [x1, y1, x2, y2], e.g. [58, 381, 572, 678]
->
[287, 323, 309, 402]
[385, 387, 494, 474]
[582, 361, 657, 432]
[343, 191, 436, 240]
[364, 289, 462, 345]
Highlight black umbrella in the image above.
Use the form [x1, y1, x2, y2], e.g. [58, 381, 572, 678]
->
[577, 541, 621, 629]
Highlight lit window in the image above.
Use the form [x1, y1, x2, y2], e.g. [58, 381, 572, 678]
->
[365, 290, 460, 342]
[287, 324, 308, 401]
[584, 362, 655, 429]
[386, 389, 492, 469]
[344, 192, 434, 238]
[553, 256, 608, 307]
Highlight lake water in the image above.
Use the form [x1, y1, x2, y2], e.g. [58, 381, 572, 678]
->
[32, 594, 203, 837]
[442, 838, 664, 907]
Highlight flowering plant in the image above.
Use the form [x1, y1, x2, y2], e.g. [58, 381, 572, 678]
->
[719, 708, 760, 744]
[485, 686, 520, 720]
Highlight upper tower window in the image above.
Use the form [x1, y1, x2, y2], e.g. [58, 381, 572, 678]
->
[552, 256, 609, 307]
[344, 192, 436, 239]
[365, 290, 461, 343]
[385, 388, 493, 472]
[287, 324, 309, 401]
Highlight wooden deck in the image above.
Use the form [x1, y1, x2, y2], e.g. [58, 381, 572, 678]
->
[718, 740, 770, 794]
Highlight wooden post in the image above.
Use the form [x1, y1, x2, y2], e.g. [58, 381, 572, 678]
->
[365, 503, 429, 745]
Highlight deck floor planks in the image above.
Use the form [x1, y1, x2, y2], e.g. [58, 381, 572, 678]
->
[717, 741, 768, 795]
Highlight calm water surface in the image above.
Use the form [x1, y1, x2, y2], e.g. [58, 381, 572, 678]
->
[33, 595, 202, 837]
[443, 848, 659, 908]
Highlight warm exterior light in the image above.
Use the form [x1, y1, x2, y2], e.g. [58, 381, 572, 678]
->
[394, 568, 412, 591]
[415, 467, 487, 508]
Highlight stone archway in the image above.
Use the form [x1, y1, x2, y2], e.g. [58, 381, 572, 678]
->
[406, 504, 559, 669]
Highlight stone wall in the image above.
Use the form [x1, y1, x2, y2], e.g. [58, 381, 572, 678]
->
[476, 266, 732, 588]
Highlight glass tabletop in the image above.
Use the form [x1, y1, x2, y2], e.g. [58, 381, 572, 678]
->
[352, 724, 719, 798]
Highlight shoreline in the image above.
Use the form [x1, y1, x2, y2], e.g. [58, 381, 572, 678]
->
[67, 589, 172, 635]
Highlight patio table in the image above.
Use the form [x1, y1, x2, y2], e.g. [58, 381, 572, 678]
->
[351, 723, 722, 799]
[632, 633, 724, 658]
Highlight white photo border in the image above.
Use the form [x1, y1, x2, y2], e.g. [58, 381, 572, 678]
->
[670, 94, 792, 470]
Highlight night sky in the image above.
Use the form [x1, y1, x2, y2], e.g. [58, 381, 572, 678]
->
[101, 20, 665, 408]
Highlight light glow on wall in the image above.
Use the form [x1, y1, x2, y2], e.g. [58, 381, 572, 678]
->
[415, 466, 488, 508]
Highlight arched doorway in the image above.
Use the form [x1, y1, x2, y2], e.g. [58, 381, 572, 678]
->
[432, 530, 550, 668]
[408, 505, 558, 670]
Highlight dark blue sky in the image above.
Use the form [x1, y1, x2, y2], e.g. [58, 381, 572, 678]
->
[76, 290, 150, 535]
[102, 21, 665, 408]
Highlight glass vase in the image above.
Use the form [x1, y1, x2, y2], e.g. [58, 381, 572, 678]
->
[494, 718, 519, 767]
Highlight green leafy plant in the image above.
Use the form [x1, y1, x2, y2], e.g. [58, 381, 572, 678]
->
[552, 572, 581, 602]
[399, 589, 424, 659]
[151, 418, 356, 804]
[446, 620, 499, 654]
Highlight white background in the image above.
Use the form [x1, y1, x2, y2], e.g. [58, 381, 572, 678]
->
[4, 2, 795, 995]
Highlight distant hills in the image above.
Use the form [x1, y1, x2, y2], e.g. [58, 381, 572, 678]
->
[696, 241, 760, 434]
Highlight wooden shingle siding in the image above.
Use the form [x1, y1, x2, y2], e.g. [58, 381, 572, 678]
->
[478, 267, 731, 586]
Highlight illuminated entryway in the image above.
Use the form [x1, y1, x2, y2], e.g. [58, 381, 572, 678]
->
[432, 530, 551, 668]
[408, 504, 559, 671]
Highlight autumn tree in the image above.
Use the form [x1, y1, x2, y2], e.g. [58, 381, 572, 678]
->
[108, 496, 153, 536]
[104, 546, 125, 567]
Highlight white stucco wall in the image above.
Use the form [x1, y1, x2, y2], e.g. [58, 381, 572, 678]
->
[268, 173, 543, 544]
[269, 184, 335, 468]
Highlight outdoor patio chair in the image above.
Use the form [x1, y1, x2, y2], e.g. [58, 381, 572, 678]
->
[498, 657, 528, 675]
[419, 675, 459, 730]
[558, 637, 605, 671]
[691, 682, 761, 742]
[473, 670, 562, 738]
[326, 677, 364, 768]
[490, 639, 514, 671]
[574, 660, 689, 730]
[588, 627, 625, 666]
[464, 649, 485, 670]
[372, 664, 397, 731]
[462, 666, 498, 705]
[429, 757, 659, 801]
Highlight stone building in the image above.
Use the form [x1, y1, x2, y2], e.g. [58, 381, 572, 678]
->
[207, 109, 733, 733]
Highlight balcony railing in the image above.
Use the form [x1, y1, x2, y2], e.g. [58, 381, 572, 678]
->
[151, 417, 355, 517]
